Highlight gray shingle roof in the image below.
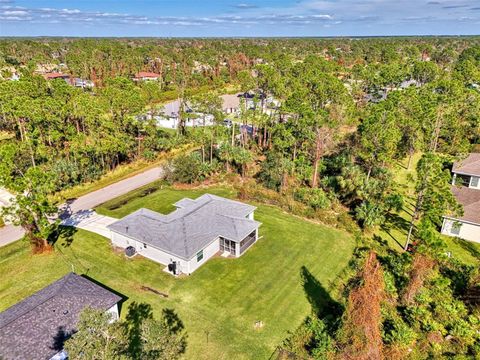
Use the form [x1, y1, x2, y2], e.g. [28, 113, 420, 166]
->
[0, 273, 121, 360]
[452, 153, 480, 177]
[108, 194, 261, 260]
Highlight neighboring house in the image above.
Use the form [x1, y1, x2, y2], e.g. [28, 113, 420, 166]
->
[71, 78, 94, 88]
[40, 73, 94, 89]
[0, 273, 121, 360]
[43, 72, 70, 81]
[108, 194, 261, 275]
[151, 99, 214, 129]
[221, 93, 241, 114]
[451, 153, 480, 189]
[441, 153, 480, 243]
[134, 71, 161, 81]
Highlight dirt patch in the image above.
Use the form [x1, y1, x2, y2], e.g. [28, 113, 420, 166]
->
[140, 285, 169, 298]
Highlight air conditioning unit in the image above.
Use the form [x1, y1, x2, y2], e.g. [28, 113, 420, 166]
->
[125, 246, 136, 258]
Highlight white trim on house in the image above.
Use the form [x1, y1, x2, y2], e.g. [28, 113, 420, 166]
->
[452, 173, 480, 189]
[107, 194, 261, 274]
[441, 217, 480, 243]
[110, 229, 259, 275]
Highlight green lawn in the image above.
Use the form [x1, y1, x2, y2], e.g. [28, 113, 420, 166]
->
[0, 185, 355, 359]
[373, 153, 480, 266]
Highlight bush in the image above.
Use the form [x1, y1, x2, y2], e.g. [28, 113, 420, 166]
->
[294, 187, 331, 210]
[165, 152, 220, 184]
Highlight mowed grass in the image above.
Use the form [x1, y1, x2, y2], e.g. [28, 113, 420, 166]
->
[374, 153, 480, 266]
[0, 186, 355, 359]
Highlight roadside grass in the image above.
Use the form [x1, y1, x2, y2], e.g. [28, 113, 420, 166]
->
[95, 183, 236, 218]
[0, 185, 355, 359]
[51, 145, 193, 204]
[373, 153, 480, 266]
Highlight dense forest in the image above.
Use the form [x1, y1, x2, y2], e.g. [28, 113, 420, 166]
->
[0, 37, 479, 359]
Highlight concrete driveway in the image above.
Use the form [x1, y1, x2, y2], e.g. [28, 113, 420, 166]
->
[61, 210, 117, 238]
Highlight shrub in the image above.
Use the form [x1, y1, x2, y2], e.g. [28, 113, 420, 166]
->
[165, 152, 219, 184]
[294, 187, 331, 210]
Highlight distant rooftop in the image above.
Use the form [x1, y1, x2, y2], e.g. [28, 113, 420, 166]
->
[220, 93, 242, 111]
[452, 153, 480, 177]
[108, 194, 260, 260]
[0, 273, 121, 360]
[43, 72, 69, 80]
[135, 71, 160, 78]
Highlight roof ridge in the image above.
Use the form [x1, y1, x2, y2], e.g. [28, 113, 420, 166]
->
[181, 217, 188, 257]
[165, 197, 214, 222]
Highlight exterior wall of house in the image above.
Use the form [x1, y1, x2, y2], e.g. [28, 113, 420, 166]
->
[186, 237, 220, 273]
[154, 115, 215, 129]
[110, 231, 189, 273]
[441, 218, 480, 243]
[106, 303, 119, 322]
[155, 116, 178, 129]
[110, 231, 223, 274]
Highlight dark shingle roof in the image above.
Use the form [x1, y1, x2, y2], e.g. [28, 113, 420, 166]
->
[452, 153, 480, 177]
[0, 273, 121, 360]
[449, 186, 480, 225]
[108, 194, 261, 260]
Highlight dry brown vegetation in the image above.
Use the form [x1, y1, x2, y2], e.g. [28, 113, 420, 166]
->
[401, 254, 436, 305]
[338, 251, 385, 360]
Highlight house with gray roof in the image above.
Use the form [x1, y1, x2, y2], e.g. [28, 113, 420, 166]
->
[441, 153, 480, 243]
[0, 273, 121, 360]
[108, 194, 261, 274]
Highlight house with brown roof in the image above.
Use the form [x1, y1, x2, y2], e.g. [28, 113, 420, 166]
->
[441, 153, 480, 243]
[134, 71, 161, 81]
[42, 72, 70, 81]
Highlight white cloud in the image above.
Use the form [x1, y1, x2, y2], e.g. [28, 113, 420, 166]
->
[3, 10, 26, 15]
[0, 0, 478, 30]
[234, 3, 258, 9]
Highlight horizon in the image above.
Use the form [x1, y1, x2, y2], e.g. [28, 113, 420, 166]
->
[1, 0, 480, 37]
[2, 35, 480, 39]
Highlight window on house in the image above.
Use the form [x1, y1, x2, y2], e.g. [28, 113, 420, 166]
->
[451, 222, 462, 235]
[470, 176, 479, 188]
[456, 174, 471, 187]
[197, 250, 204, 262]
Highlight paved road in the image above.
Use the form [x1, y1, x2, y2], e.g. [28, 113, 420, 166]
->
[0, 165, 165, 247]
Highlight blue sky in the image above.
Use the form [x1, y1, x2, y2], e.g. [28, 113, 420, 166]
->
[0, 0, 479, 37]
